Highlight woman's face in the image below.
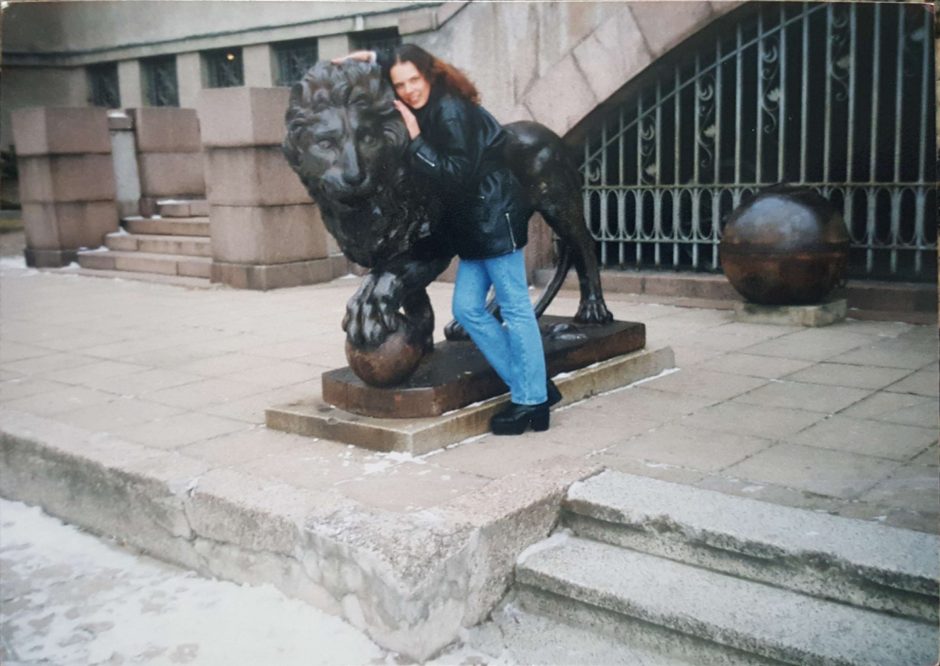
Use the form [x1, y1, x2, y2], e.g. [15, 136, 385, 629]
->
[390, 61, 431, 110]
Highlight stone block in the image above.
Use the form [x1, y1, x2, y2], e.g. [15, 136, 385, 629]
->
[24, 248, 78, 268]
[197, 87, 290, 148]
[11, 107, 111, 156]
[209, 204, 329, 264]
[204, 147, 308, 206]
[137, 152, 206, 197]
[210, 257, 337, 290]
[17, 154, 116, 203]
[108, 113, 134, 131]
[573, 10, 652, 103]
[22, 201, 119, 250]
[733, 299, 848, 327]
[523, 53, 597, 136]
[129, 107, 201, 153]
[628, 2, 715, 57]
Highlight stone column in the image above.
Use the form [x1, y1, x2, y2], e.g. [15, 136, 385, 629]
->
[196, 87, 337, 290]
[128, 107, 206, 216]
[11, 107, 119, 267]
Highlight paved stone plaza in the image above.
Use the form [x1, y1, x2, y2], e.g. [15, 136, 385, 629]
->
[1, 260, 936, 533]
[0, 257, 937, 660]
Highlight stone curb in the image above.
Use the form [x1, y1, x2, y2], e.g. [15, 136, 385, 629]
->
[517, 537, 938, 666]
[0, 408, 596, 660]
[565, 470, 939, 622]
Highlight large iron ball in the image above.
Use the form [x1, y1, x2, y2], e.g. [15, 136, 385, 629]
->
[720, 186, 850, 305]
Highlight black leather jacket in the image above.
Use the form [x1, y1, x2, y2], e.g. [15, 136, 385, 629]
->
[405, 87, 532, 260]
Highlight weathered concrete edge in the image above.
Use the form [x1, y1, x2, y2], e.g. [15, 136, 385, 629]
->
[0, 408, 597, 660]
[266, 346, 677, 454]
[565, 470, 940, 598]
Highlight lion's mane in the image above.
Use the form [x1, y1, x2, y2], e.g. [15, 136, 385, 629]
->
[283, 62, 444, 269]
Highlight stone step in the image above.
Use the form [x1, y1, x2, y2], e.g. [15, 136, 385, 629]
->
[515, 536, 937, 666]
[156, 198, 209, 218]
[123, 216, 210, 237]
[563, 471, 938, 623]
[105, 232, 211, 257]
[77, 250, 211, 278]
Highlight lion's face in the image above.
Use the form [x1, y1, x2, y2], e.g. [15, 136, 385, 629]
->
[284, 62, 408, 211]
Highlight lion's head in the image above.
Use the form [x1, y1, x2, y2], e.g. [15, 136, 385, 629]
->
[283, 61, 443, 269]
[283, 61, 408, 210]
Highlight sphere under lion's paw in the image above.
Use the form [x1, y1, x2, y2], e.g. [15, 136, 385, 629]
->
[345, 323, 425, 387]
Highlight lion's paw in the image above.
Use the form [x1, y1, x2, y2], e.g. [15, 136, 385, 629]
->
[574, 297, 614, 325]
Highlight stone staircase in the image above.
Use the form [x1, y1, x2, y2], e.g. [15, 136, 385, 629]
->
[512, 471, 938, 666]
[77, 198, 211, 282]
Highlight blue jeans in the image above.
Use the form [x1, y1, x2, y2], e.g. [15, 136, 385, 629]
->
[452, 249, 547, 405]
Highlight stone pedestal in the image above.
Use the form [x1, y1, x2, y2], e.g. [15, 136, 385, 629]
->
[267, 318, 672, 453]
[196, 87, 338, 290]
[267, 344, 674, 454]
[128, 107, 205, 216]
[733, 299, 848, 327]
[11, 107, 119, 267]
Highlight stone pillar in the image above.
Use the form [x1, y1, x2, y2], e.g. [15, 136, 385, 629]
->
[108, 112, 142, 219]
[243, 44, 275, 87]
[128, 107, 205, 216]
[117, 60, 144, 109]
[316, 34, 353, 62]
[197, 87, 335, 290]
[11, 107, 119, 267]
[176, 52, 203, 109]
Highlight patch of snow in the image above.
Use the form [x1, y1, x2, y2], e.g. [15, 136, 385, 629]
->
[0, 499, 386, 666]
[516, 529, 571, 565]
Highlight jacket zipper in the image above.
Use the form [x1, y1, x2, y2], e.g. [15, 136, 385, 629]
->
[416, 152, 436, 168]
[504, 212, 518, 250]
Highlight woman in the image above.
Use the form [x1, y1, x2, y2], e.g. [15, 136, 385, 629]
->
[335, 44, 560, 435]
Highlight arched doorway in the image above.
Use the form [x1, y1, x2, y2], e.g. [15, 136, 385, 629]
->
[579, 2, 936, 281]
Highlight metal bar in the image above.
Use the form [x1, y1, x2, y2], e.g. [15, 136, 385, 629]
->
[800, 3, 809, 182]
[777, 3, 786, 182]
[889, 7, 904, 273]
[868, 5, 881, 184]
[735, 22, 743, 185]
[823, 4, 833, 183]
[600, 122, 608, 265]
[654, 80, 662, 266]
[914, 10, 931, 274]
[714, 40, 722, 186]
[694, 53, 702, 186]
[756, 10, 764, 184]
[674, 66, 681, 185]
[846, 5, 856, 183]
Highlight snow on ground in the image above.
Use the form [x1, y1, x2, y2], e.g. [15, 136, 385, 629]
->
[0, 499, 387, 666]
[0, 499, 527, 666]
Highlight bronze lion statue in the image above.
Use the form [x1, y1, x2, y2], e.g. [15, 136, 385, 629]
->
[283, 60, 611, 386]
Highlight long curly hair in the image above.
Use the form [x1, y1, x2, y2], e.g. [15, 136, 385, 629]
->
[392, 44, 480, 105]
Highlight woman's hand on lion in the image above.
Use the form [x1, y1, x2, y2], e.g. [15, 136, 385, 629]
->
[330, 50, 375, 65]
[393, 100, 421, 139]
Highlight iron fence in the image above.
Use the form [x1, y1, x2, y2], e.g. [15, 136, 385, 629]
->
[580, 2, 936, 281]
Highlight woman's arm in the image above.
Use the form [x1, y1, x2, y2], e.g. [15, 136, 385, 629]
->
[405, 100, 481, 192]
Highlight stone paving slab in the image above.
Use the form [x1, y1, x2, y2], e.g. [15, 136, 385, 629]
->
[0, 260, 937, 657]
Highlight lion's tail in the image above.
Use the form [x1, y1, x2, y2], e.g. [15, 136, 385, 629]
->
[532, 240, 573, 319]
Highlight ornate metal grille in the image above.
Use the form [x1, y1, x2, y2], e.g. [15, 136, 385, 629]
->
[88, 62, 120, 108]
[580, 2, 936, 281]
[142, 56, 179, 107]
[204, 48, 244, 88]
[274, 39, 319, 87]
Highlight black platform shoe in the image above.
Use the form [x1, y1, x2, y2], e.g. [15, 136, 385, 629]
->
[547, 378, 562, 407]
[491, 401, 550, 435]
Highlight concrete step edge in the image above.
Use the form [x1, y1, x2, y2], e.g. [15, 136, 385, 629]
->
[563, 471, 938, 620]
[123, 217, 211, 236]
[516, 536, 937, 666]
